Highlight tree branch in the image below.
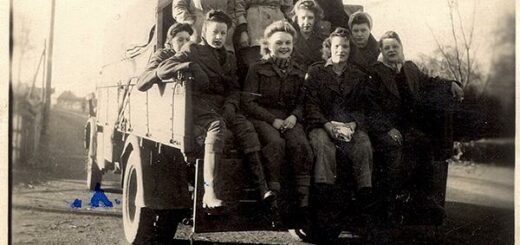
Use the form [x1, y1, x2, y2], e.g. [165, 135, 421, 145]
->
[447, 0, 464, 84]
[427, 22, 459, 80]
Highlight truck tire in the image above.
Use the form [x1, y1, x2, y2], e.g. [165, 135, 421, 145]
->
[86, 157, 102, 191]
[123, 149, 155, 244]
[85, 120, 102, 191]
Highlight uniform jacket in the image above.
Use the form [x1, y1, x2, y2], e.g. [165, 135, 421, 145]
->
[136, 49, 176, 91]
[367, 61, 454, 134]
[234, 0, 293, 47]
[172, 0, 236, 51]
[305, 60, 372, 129]
[242, 58, 306, 123]
[157, 41, 240, 113]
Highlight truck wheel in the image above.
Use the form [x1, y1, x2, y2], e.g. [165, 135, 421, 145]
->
[85, 120, 102, 191]
[86, 156, 102, 191]
[123, 150, 155, 244]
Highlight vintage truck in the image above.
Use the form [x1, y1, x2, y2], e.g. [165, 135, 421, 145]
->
[84, 0, 454, 243]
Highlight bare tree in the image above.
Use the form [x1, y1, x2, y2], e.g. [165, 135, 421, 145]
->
[427, 0, 478, 89]
[13, 14, 34, 85]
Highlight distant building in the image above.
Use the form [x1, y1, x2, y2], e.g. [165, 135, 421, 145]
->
[56, 91, 87, 112]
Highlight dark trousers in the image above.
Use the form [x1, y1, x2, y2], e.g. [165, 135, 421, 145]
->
[372, 127, 434, 195]
[196, 112, 261, 154]
[251, 120, 313, 204]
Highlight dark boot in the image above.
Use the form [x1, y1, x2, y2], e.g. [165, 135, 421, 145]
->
[246, 152, 275, 201]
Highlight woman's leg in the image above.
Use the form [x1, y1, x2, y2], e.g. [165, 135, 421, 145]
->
[308, 128, 337, 184]
[284, 124, 314, 208]
[202, 120, 227, 208]
[251, 120, 285, 193]
[228, 114, 273, 200]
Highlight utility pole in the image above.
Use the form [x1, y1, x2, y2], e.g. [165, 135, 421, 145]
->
[42, 0, 55, 134]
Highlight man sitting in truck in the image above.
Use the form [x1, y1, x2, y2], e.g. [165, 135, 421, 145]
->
[136, 23, 194, 91]
[156, 10, 275, 214]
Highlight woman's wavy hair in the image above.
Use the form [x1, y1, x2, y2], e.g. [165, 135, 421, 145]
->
[378, 31, 402, 48]
[321, 27, 351, 60]
[290, 0, 324, 31]
[201, 10, 233, 39]
[260, 20, 298, 60]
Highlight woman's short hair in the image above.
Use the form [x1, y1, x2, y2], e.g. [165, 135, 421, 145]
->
[260, 20, 298, 60]
[165, 23, 193, 49]
[378, 31, 402, 48]
[321, 27, 351, 60]
[291, 0, 324, 24]
[348, 11, 373, 30]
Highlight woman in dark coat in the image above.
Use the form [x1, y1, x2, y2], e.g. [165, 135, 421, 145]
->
[157, 11, 274, 213]
[242, 20, 314, 222]
[368, 31, 463, 220]
[290, 0, 328, 70]
[305, 27, 373, 202]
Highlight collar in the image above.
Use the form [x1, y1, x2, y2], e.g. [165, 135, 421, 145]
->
[325, 59, 349, 73]
[382, 61, 403, 73]
[200, 38, 226, 53]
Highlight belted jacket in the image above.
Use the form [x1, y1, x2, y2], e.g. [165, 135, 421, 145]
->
[305, 60, 372, 130]
[242, 58, 306, 123]
[157, 41, 240, 113]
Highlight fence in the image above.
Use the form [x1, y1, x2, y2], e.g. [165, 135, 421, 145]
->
[11, 94, 43, 166]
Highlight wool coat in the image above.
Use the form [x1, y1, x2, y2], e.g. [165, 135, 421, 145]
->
[157, 41, 240, 116]
[367, 60, 454, 134]
[305, 60, 372, 130]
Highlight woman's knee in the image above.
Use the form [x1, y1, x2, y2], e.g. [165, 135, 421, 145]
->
[204, 120, 227, 152]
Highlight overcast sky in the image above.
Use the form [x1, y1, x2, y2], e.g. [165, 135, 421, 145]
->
[11, 0, 515, 97]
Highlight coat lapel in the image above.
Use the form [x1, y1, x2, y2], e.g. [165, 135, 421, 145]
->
[379, 66, 400, 98]
[198, 45, 226, 75]
[403, 62, 419, 96]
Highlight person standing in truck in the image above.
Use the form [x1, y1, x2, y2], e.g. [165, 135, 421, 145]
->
[136, 23, 194, 91]
[233, 0, 293, 82]
[290, 0, 328, 71]
[156, 10, 275, 214]
[347, 11, 380, 69]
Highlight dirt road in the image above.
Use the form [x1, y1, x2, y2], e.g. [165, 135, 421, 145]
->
[11, 109, 514, 244]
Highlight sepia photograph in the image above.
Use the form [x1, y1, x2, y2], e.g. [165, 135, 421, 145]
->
[7, 0, 515, 244]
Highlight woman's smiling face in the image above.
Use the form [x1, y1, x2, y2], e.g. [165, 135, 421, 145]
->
[268, 31, 294, 59]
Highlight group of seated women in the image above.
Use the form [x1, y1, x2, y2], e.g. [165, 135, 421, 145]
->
[136, 0, 464, 227]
